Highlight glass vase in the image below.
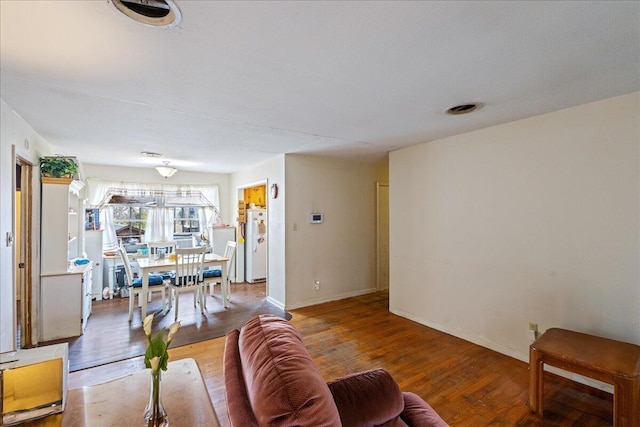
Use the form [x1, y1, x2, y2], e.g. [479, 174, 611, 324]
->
[144, 369, 168, 427]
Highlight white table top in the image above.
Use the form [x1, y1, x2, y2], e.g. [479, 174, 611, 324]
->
[24, 358, 220, 427]
[136, 253, 228, 269]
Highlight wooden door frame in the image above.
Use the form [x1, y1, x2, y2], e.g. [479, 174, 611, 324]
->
[16, 156, 34, 348]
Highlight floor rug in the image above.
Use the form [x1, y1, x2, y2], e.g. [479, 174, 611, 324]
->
[42, 284, 290, 372]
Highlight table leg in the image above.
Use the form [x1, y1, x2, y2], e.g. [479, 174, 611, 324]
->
[141, 268, 149, 322]
[107, 258, 115, 299]
[529, 347, 544, 416]
[221, 262, 228, 308]
[613, 375, 639, 427]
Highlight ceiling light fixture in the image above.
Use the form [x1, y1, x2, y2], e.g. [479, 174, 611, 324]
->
[445, 103, 483, 115]
[155, 161, 177, 178]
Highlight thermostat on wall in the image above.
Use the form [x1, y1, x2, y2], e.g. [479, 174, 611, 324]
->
[310, 213, 323, 224]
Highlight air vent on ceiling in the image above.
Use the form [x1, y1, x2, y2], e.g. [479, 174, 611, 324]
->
[141, 151, 163, 157]
[110, 0, 181, 28]
[445, 103, 483, 115]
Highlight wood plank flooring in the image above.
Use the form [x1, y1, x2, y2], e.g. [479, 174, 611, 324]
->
[69, 289, 613, 427]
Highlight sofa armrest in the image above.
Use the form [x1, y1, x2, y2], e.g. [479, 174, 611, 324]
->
[223, 329, 258, 427]
[400, 392, 449, 427]
[327, 369, 404, 427]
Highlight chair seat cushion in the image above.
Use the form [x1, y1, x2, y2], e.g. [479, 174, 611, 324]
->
[202, 268, 222, 278]
[131, 274, 165, 288]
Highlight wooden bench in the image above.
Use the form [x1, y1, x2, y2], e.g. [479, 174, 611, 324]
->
[529, 328, 640, 427]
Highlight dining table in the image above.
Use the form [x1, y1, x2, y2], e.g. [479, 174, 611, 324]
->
[136, 252, 229, 321]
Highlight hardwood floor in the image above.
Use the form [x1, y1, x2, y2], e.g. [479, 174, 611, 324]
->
[69, 290, 613, 427]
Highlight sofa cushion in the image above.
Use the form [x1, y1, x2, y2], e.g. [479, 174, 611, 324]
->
[238, 315, 341, 427]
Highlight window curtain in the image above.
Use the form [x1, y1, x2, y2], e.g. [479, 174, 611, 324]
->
[198, 208, 209, 242]
[101, 207, 119, 251]
[144, 208, 174, 242]
[85, 178, 221, 249]
[85, 180, 123, 251]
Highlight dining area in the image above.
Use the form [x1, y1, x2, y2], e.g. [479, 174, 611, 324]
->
[113, 240, 236, 324]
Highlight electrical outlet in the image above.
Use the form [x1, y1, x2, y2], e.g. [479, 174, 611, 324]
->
[314, 280, 320, 291]
[528, 322, 538, 342]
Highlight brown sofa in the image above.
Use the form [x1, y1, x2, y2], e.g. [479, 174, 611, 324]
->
[224, 314, 449, 427]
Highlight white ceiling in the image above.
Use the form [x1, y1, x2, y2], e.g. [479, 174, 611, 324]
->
[1, 1, 639, 174]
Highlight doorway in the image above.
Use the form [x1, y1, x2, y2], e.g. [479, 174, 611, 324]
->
[236, 181, 268, 295]
[376, 182, 389, 290]
[15, 158, 34, 348]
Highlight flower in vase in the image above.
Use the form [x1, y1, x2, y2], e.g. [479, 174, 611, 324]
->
[143, 313, 181, 372]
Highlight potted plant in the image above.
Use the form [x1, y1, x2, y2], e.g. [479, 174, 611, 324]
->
[39, 156, 78, 180]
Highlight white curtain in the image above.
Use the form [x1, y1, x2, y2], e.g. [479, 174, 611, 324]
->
[144, 208, 175, 242]
[198, 208, 208, 242]
[85, 178, 222, 248]
[101, 207, 119, 251]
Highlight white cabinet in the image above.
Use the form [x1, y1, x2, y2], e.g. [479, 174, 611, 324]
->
[41, 263, 92, 341]
[85, 230, 104, 299]
[82, 266, 92, 327]
[40, 178, 85, 274]
[40, 178, 92, 341]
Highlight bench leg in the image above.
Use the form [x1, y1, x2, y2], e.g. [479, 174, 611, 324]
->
[529, 347, 545, 416]
[613, 375, 639, 427]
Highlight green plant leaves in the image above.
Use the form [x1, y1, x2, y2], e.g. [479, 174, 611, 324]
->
[39, 156, 78, 178]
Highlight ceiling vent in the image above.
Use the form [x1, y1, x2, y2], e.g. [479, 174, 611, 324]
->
[110, 0, 181, 28]
[445, 103, 482, 115]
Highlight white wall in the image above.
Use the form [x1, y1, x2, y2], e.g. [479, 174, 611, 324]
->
[232, 155, 286, 306]
[0, 100, 50, 351]
[389, 93, 640, 365]
[284, 154, 384, 309]
[82, 163, 233, 224]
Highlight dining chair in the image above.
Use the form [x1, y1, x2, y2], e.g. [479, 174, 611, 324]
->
[169, 246, 207, 321]
[174, 235, 197, 249]
[117, 246, 168, 322]
[202, 241, 237, 308]
[147, 241, 176, 258]
[147, 241, 177, 309]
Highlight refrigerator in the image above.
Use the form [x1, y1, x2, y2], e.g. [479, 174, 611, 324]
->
[245, 208, 267, 283]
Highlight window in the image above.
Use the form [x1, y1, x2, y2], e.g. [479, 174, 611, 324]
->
[173, 207, 200, 233]
[113, 206, 148, 244]
[111, 205, 201, 244]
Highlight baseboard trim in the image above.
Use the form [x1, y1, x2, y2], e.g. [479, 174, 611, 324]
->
[286, 287, 378, 311]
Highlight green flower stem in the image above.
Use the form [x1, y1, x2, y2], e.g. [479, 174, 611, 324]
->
[151, 370, 160, 427]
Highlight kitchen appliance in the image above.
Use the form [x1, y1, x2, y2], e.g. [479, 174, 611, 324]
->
[245, 208, 267, 283]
